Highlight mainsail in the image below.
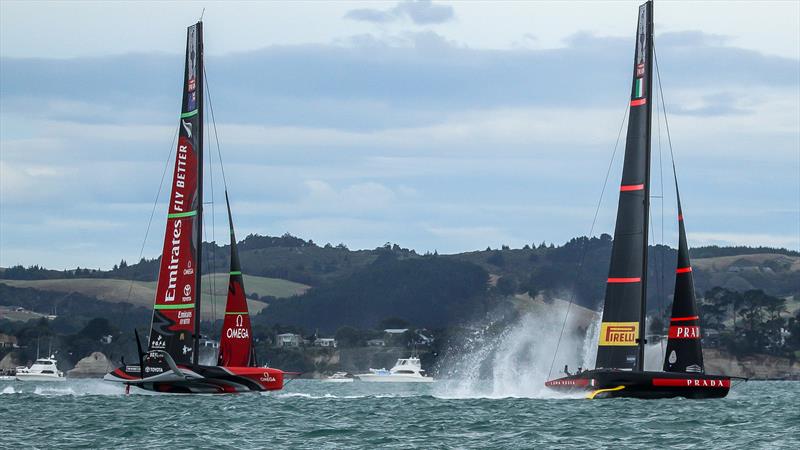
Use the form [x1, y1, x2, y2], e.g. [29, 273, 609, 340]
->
[217, 193, 256, 367]
[663, 188, 704, 373]
[147, 22, 204, 366]
[595, 1, 653, 371]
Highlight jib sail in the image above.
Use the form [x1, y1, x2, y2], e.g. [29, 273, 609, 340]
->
[663, 187, 704, 373]
[217, 193, 256, 367]
[147, 22, 204, 366]
[595, 1, 653, 371]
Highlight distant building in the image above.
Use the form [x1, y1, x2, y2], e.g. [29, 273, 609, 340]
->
[366, 339, 386, 347]
[383, 328, 408, 335]
[315, 338, 337, 348]
[199, 338, 219, 349]
[0, 334, 17, 349]
[100, 335, 113, 344]
[276, 333, 302, 348]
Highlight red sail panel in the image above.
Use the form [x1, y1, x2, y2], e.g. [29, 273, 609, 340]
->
[217, 193, 255, 367]
[146, 23, 203, 367]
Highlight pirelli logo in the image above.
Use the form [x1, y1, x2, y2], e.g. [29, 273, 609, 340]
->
[599, 322, 638, 346]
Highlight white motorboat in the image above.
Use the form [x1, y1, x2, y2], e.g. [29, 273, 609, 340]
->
[355, 357, 434, 383]
[15, 357, 65, 382]
[323, 372, 354, 383]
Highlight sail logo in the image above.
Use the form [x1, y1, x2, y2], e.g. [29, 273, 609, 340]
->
[226, 327, 250, 339]
[686, 364, 703, 373]
[181, 119, 192, 138]
[599, 322, 638, 346]
[177, 309, 192, 326]
[226, 315, 249, 339]
[668, 326, 700, 339]
[164, 219, 183, 302]
[151, 335, 166, 349]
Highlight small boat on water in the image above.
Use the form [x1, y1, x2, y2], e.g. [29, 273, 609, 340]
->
[103, 20, 286, 394]
[544, 0, 743, 399]
[324, 372, 354, 383]
[15, 357, 65, 382]
[355, 357, 434, 383]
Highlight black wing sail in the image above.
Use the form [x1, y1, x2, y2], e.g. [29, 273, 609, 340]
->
[145, 22, 204, 367]
[663, 190, 704, 373]
[595, 1, 653, 371]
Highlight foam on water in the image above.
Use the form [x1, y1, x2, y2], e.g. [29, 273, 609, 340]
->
[0, 380, 129, 396]
[434, 302, 600, 399]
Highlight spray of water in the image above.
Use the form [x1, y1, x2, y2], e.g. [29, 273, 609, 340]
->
[434, 299, 601, 399]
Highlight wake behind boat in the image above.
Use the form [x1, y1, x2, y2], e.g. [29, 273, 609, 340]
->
[104, 21, 286, 394]
[544, 1, 742, 399]
[324, 372, 354, 383]
[355, 357, 434, 383]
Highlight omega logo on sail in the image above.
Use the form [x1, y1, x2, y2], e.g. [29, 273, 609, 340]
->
[226, 315, 249, 339]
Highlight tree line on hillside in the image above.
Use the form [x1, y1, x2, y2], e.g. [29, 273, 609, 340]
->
[255, 252, 491, 333]
[3, 233, 796, 288]
[701, 287, 799, 358]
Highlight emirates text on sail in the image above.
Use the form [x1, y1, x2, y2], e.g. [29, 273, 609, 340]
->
[164, 144, 189, 303]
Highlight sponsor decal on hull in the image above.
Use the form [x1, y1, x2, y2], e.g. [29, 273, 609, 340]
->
[545, 378, 590, 387]
[652, 378, 730, 388]
[599, 322, 639, 346]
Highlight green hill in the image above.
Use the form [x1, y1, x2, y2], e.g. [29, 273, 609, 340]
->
[0, 274, 308, 320]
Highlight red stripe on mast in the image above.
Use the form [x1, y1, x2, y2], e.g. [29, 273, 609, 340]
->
[620, 184, 645, 191]
[607, 277, 642, 283]
[630, 98, 647, 106]
[670, 315, 699, 322]
[676, 267, 692, 274]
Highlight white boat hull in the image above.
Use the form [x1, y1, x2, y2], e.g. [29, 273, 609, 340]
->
[15, 373, 66, 382]
[355, 374, 434, 383]
[323, 378, 354, 383]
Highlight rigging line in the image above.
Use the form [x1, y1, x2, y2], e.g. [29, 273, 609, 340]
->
[123, 125, 179, 307]
[654, 60, 666, 357]
[206, 84, 218, 335]
[655, 43, 684, 359]
[653, 42, 680, 193]
[203, 65, 229, 191]
[204, 64, 228, 332]
[547, 101, 630, 380]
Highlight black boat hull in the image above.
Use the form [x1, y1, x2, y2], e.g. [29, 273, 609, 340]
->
[545, 369, 732, 399]
[104, 363, 284, 394]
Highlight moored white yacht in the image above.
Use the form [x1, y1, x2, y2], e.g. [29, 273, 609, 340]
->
[355, 357, 434, 383]
[324, 372, 354, 383]
[15, 356, 65, 382]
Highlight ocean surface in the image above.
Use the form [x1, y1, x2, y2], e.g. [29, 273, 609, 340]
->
[0, 379, 797, 448]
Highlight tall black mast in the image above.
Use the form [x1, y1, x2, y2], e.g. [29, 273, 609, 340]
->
[192, 21, 204, 365]
[637, 1, 654, 372]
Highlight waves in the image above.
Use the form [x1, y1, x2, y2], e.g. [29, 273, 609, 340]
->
[433, 301, 600, 399]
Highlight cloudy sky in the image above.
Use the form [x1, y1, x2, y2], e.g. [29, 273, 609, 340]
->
[1, 0, 799, 269]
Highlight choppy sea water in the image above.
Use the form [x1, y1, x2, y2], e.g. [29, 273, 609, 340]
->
[0, 379, 797, 448]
